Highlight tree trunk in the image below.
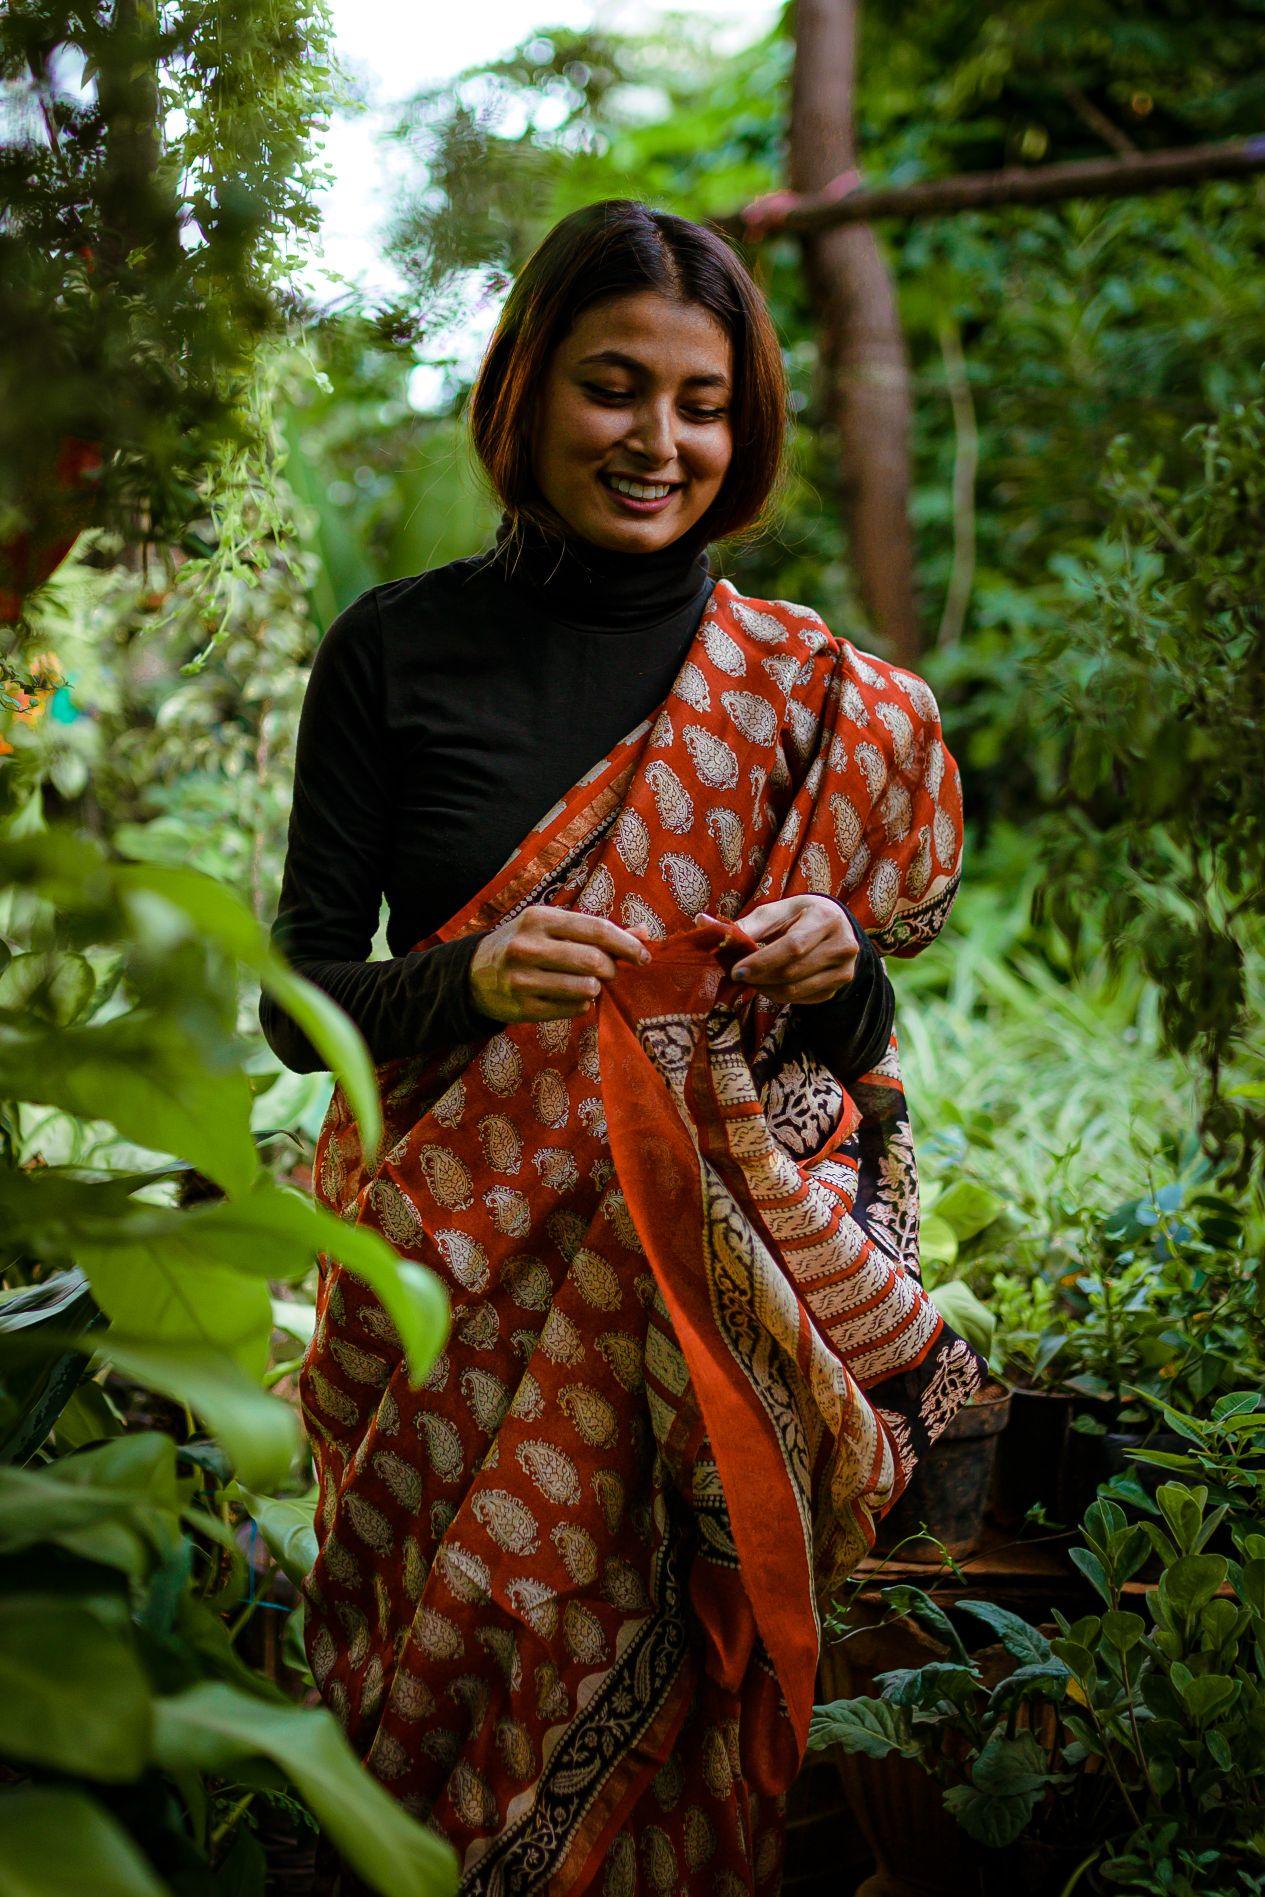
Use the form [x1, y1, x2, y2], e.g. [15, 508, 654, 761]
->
[789, 0, 920, 664]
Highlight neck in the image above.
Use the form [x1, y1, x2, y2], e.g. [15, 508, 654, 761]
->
[486, 508, 713, 634]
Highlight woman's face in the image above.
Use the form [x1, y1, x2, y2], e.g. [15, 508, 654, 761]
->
[529, 290, 734, 553]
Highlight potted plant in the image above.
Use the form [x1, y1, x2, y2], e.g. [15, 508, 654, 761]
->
[874, 1281, 1012, 1562]
[814, 1468, 1265, 1895]
[984, 1270, 1079, 1529]
[1054, 1176, 1260, 1521]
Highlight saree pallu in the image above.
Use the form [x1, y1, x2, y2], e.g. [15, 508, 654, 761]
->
[299, 579, 987, 1895]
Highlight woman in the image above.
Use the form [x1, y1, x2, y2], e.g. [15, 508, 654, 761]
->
[261, 200, 985, 1896]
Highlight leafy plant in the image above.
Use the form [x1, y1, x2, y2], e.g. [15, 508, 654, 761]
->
[1033, 399, 1265, 1169]
[0, 821, 455, 1893]
[811, 1480, 1265, 1894]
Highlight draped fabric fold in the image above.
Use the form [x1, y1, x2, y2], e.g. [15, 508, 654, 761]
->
[299, 579, 986, 1895]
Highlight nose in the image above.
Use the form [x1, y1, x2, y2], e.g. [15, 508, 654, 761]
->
[623, 395, 677, 469]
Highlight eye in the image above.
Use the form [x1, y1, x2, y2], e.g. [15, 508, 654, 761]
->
[583, 383, 632, 403]
[686, 406, 729, 421]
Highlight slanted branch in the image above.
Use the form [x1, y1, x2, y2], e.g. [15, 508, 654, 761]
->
[724, 133, 1265, 240]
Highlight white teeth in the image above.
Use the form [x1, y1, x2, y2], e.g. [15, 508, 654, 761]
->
[606, 475, 673, 500]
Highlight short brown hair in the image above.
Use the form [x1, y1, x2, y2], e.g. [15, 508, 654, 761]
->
[467, 199, 787, 551]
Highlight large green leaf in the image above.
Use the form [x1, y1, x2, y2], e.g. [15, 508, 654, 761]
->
[0, 832, 382, 1172]
[943, 1730, 1053, 1847]
[93, 1338, 301, 1491]
[115, 862, 383, 1169]
[955, 1599, 1052, 1663]
[0, 1433, 185, 1572]
[3, 1169, 447, 1390]
[151, 1682, 458, 1896]
[806, 1695, 917, 1759]
[0, 1786, 169, 1897]
[0, 1014, 258, 1199]
[0, 1595, 152, 1780]
[929, 1179, 1007, 1242]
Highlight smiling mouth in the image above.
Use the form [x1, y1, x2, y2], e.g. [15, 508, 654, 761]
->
[599, 472, 681, 501]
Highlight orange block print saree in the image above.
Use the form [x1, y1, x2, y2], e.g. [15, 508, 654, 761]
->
[299, 578, 987, 1894]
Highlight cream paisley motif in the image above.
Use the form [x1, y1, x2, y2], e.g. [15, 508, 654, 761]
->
[479, 1033, 523, 1097]
[719, 688, 779, 745]
[367, 1176, 423, 1247]
[559, 1382, 619, 1449]
[516, 1438, 582, 1505]
[371, 1448, 422, 1512]
[855, 739, 888, 798]
[433, 1229, 490, 1293]
[798, 840, 833, 894]
[533, 1146, 579, 1191]
[577, 862, 615, 915]
[659, 849, 712, 917]
[551, 1520, 599, 1586]
[531, 1067, 570, 1129]
[727, 597, 788, 644]
[875, 698, 916, 768]
[646, 758, 695, 833]
[612, 807, 650, 874]
[570, 1245, 622, 1311]
[476, 1113, 522, 1174]
[460, 1365, 510, 1432]
[417, 1143, 474, 1211]
[620, 893, 667, 937]
[418, 1410, 464, 1484]
[472, 1487, 540, 1556]
[595, 1330, 644, 1392]
[483, 1184, 532, 1236]
[506, 1575, 558, 1636]
[671, 660, 711, 710]
[562, 1598, 608, 1666]
[504, 1254, 552, 1310]
[705, 805, 744, 874]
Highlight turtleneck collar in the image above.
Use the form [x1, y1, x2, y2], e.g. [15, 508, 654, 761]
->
[484, 509, 713, 635]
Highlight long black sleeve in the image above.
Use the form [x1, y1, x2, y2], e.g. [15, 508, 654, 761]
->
[791, 903, 896, 1084]
[258, 596, 496, 1075]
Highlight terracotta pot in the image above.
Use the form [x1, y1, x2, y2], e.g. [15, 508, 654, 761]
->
[817, 1619, 991, 1897]
[990, 1384, 1077, 1528]
[875, 1382, 1012, 1562]
[815, 1620, 1062, 1896]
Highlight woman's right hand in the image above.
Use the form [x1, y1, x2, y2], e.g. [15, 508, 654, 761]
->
[468, 906, 652, 1024]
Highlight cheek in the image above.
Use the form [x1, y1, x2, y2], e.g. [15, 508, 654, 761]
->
[550, 395, 624, 465]
[693, 427, 733, 488]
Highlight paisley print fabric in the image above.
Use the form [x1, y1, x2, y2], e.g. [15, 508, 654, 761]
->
[299, 578, 986, 1893]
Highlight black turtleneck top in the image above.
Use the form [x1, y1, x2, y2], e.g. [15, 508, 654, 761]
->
[258, 513, 894, 1079]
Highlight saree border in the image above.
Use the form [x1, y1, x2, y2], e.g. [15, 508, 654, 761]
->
[458, 1535, 690, 1896]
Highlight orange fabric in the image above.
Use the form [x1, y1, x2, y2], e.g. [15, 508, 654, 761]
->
[299, 581, 985, 1894]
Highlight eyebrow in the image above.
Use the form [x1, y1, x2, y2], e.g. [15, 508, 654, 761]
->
[575, 349, 731, 391]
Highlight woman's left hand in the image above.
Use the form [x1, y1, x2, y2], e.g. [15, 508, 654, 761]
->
[728, 895, 859, 1004]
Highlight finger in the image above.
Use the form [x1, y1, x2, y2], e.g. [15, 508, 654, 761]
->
[542, 911, 651, 963]
[731, 900, 800, 943]
[514, 996, 594, 1021]
[517, 969, 605, 1003]
[521, 941, 622, 982]
[732, 922, 822, 982]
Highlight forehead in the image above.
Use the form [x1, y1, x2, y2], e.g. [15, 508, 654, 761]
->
[559, 291, 732, 377]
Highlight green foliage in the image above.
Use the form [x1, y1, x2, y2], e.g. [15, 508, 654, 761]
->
[1033, 400, 1265, 1159]
[0, 1432, 458, 1894]
[0, 0, 337, 589]
[812, 1479, 1265, 1892]
[0, 822, 454, 1889]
